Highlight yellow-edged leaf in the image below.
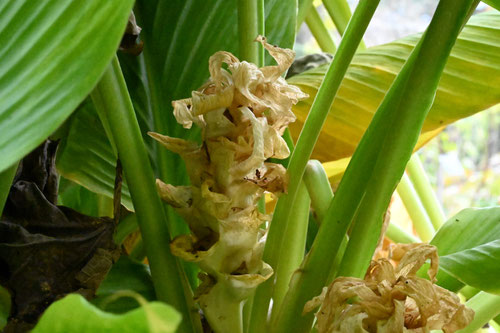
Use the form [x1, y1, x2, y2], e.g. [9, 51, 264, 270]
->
[288, 12, 500, 162]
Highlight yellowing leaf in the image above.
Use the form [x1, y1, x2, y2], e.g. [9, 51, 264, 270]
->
[288, 12, 500, 162]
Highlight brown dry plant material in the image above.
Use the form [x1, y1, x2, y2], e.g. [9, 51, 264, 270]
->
[149, 36, 307, 330]
[304, 244, 474, 333]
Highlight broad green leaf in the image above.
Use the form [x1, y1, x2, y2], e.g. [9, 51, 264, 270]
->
[0, 0, 134, 172]
[0, 285, 10, 330]
[57, 53, 153, 212]
[432, 207, 500, 254]
[439, 240, 500, 295]
[482, 0, 500, 10]
[288, 12, 500, 162]
[56, 100, 134, 210]
[32, 294, 180, 333]
[58, 177, 100, 217]
[92, 256, 156, 314]
[429, 207, 500, 292]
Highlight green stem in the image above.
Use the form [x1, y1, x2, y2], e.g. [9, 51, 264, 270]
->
[114, 213, 139, 245]
[386, 222, 419, 244]
[0, 162, 17, 217]
[459, 285, 480, 300]
[270, 181, 310, 322]
[303, 160, 333, 223]
[457, 292, 500, 333]
[322, 0, 366, 49]
[257, 0, 265, 66]
[91, 56, 202, 333]
[238, 0, 261, 64]
[302, 160, 347, 284]
[305, 7, 337, 54]
[242, 294, 254, 333]
[273, 1, 472, 332]
[297, 0, 314, 29]
[396, 173, 435, 241]
[336, 0, 473, 280]
[491, 319, 500, 332]
[406, 154, 446, 229]
[201, 285, 244, 333]
[130, 238, 146, 262]
[97, 194, 113, 217]
[257, 2, 380, 332]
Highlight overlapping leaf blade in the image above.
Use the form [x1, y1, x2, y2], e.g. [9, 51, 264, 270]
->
[56, 99, 134, 210]
[288, 11, 500, 161]
[0, 0, 134, 172]
[32, 294, 180, 333]
[92, 256, 156, 314]
[430, 207, 500, 293]
[439, 240, 500, 295]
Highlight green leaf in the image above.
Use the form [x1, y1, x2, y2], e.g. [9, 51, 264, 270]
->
[430, 207, 500, 292]
[0, 285, 10, 330]
[56, 100, 134, 211]
[57, 177, 100, 217]
[32, 294, 180, 333]
[439, 240, 500, 295]
[482, 0, 500, 10]
[56, 53, 156, 212]
[432, 207, 500, 254]
[92, 256, 156, 314]
[288, 11, 500, 162]
[0, 0, 134, 172]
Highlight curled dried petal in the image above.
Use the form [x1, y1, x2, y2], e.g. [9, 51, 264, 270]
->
[255, 35, 295, 81]
[172, 98, 204, 129]
[309, 244, 473, 333]
[154, 37, 307, 328]
[191, 87, 234, 117]
[148, 132, 199, 154]
[393, 244, 439, 282]
[156, 180, 192, 209]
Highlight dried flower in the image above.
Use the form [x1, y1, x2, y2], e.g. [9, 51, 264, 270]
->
[149, 36, 307, 328]
[305, 244, 474, 333]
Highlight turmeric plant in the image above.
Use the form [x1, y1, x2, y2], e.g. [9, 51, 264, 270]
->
[0, 0, 500, 332]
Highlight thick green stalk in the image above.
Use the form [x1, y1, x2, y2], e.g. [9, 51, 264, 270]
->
[458, 292, 500, 333]
[251, 2, 380, 332]
[305, 7, 337, 54]
[303, 160, 333, 223]
[322, 0, 366, 49]
[337, 0, 473, 279]
[114, 213, 138, 245]
[0, 162, 17, 217]
[242, 295, 254, 333]
[273, 2, 473, 332]
[297, 0, 314, 29]
[491, 319, 500, 332]
[257, 0, 265, 66]
[406, 154, 446, 229]
[238, 0, 261, 64]
[129, 237, 146, 262]
[202, 286, 244, 333]
[270, 181, 310, 320]
[91, 56, 201, 333]
[302, 160, 347, 284]
[459, 285, 480, 300]
[396, 173, 435, 241]
[386, 222, 419, 244]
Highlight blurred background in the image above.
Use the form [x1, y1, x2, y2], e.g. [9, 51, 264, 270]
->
[294, 0, 500, 218]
